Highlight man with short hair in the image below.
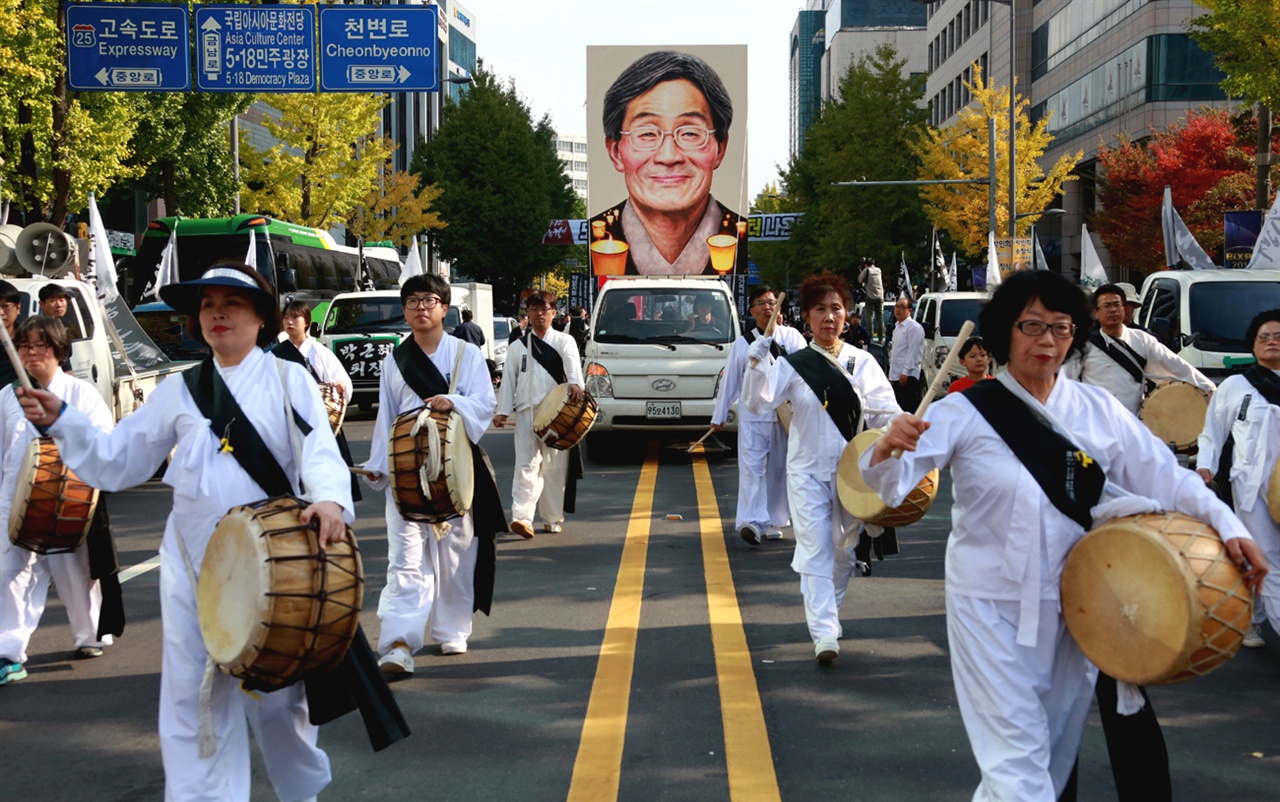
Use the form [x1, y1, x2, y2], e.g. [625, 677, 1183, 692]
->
[0, 282, 21, 388]
[453, 308, 486, 348]
[508, 311, 529, 344]
[888, 296, 924, 411]
[568, 306, 589, 354]
[1064, 283, 1214, 415]
[844, 309, 870, 349]
[38, 282, 81, 342]
[858, 258, 884, 340]
[711, 284, 807, 545]
[494, 291, 585, 538]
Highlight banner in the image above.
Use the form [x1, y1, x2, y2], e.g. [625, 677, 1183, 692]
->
[545, 213, 801, 246]
[994, 237, 1032, 274]
[586, 45, 748, 277]
[1224, 210, 1264, 269]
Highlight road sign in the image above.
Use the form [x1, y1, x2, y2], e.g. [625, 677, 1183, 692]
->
[319, 6, 438, 92]
[194, 4, 315, 92]
[66, 3, 191, 92]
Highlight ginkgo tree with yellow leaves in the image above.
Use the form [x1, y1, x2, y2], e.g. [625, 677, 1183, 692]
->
[346, 161, 446, 249]
[911, 67, 1081, 257]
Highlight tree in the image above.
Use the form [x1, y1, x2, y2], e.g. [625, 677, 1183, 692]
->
[1094, 107, 1277, 274]
[346, 162, 446, 248]
[238, 93, 394, 229]
[781, 44, 930, 288]
[911, 66, 1081, 257]
[1190, 1, 1280, 108]
[412, 64, 576, 307]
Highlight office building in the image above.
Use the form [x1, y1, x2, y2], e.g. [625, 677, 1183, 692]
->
[555, 132, 589, 202]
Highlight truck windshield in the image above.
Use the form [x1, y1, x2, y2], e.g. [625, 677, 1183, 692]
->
[1189, 281, 1280, 352]
[939, 299, 984, 336]
[594, 287, 736, 345]
[324, 300, 461, 334]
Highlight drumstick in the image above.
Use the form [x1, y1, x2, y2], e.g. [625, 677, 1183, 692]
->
[349, 467, 379, 478]
[890, 319, 976, 459]
[686, 429, 716, 453]
[0, 321, 32, 393]
[747, 292, 787, 369]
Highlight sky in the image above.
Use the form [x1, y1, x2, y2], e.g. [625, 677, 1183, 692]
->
[470, 0, 801, 202]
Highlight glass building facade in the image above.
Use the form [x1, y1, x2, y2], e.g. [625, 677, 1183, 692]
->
[789, 9, 825, 156]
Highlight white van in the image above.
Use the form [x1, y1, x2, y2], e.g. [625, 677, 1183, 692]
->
[1136, 269, 1280, 380]
[913, 291, 987, 394]
[582, 276, 741, 448]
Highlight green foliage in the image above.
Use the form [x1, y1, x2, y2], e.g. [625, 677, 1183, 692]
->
[1191, 0, 1280, 108]
[780, 44, 930, 291]
[412, 64, 576, 308]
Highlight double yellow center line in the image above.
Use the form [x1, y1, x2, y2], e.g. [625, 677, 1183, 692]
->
[566, 453, 780, 802]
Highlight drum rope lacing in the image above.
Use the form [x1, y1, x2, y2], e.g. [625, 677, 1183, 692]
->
[410, 407, 445, 486]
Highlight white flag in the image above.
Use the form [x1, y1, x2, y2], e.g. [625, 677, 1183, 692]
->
[398, 235, 423, 286]
[1161, 185, 1217, 269]
[946, 252, 958, 292]
[86, 193, 119, 302]
[245, 228, 257, 268]
[1247, 191, 1280, 270]
[1080, 223, 1109, 289]
[146, 224, 179, 301]
[1033, 231, 1050, 271]
[898, 251, 913, 301]
[933, 235, 946, 288]
[985, 230, 1002, 291]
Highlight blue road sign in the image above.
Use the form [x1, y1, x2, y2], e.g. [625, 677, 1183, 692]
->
[194, 5, 315, 93]
[319, 6, 438, 92]
[66, 3, 191, 92]
[746, 260, 760, 284]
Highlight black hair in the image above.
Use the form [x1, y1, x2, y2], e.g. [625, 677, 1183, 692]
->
[523, 290, 557, 308]
[0, 281, 18, 307]
[185, 260, 281, 349]
[282, 300, 312, 320]
[748, 284, 777, 304]
[400, 274, 451, 307]
[977, 270, 1091, 364]
[1245, 309, 1280, 347]
[461, 309, 473, 322]
[603, 51, 733, 143]
[38, 283, 69, 303]
[17, 315, 71, 363]
[957, 335, 987, 360]
[1091, 284, 1127, 308]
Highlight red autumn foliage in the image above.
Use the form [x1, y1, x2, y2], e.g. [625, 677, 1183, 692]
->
[1094, 108, 1276, 275]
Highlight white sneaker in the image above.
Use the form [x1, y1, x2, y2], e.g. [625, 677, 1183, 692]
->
[544, 522, 562, 534]
[1242, 624, 1265, 648]
[739, 523, 763, 545]
[378, 643, 414, 675]
[764, 526, 785, 540]
[440, 640, 468, 655]
[815, 639, 840, 664]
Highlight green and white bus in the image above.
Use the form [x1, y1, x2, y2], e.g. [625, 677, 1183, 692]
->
[126, 215, 402, 307]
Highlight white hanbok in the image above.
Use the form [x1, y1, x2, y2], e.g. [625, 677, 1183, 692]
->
[0, 371, 113, 663]
[1062, 326, 1215, 414]
[495, 328, 583, 527]
[1198, 372, 1280, 634]
[293, 336, 354, 398]
[743, 340, 899, 643]
[712, 324, 808, 533]
[45, 347, 354, 802]
[364, 335, 495, 654]
[861, 373, 1250, 802]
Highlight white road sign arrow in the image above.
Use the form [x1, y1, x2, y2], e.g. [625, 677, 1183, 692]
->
[398, 65, 411, 84]
[200, 16, 221, 31]
[95, 68, 110, 86]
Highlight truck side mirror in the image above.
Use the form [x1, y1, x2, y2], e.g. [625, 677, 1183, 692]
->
[1149, 317, 1175, 350]
[309, 321, 320, 337]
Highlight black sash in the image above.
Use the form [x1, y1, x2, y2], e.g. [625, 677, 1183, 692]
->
[521, 331, 585, 514]
[392, 339, 505, 615]
[1090, 331, 1146, 385]
[745, 327, 785, 359]
[1215, 365, 1280, 508]
[963, 381, 1106, 529]
[184, 356, 408, 751]
[783, 346, 860, 441]
[272, 342, 362, 503]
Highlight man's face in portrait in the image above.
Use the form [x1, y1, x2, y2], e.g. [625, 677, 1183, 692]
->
[606, 79, 727, 219]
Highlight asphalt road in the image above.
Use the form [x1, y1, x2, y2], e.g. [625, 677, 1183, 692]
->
[4, 410, 1278, 802]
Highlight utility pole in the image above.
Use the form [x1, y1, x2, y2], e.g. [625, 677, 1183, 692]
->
[1258, 103, 1273, 211]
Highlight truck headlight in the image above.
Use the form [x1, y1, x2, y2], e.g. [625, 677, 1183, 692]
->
[935, 345, 950, 368]
[585, 362, 613, 398]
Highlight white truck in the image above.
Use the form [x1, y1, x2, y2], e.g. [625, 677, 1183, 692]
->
[582, 276, 741, 452]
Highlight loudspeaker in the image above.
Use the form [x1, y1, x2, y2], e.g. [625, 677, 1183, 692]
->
[0, 224, 22, 275]
[15, 223, 77, 277]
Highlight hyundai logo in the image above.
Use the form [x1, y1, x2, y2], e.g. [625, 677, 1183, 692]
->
[651, 378, 675, 392]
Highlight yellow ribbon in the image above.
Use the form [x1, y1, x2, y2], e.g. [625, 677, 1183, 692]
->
[219, 437, 234, 454]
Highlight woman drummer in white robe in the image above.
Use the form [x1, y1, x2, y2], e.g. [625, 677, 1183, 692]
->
[0, 316, 114, 684]
[281, 299, 354, 399]
[741, 273, 900, 663]
[19, 263, 354, 802]
[861, 270, 1267, 802]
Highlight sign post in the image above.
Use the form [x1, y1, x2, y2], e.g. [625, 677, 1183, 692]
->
[319, 5, 438, 92]
[66, 3, 191, 92]
[194, 4, 316, 93]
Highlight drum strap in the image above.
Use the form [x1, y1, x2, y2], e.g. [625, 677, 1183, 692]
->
[1090, 331, 1146, 385]
[783, 347, 861, 442]
[272, 339, 322, 383]
[963, 381, 1106, 530]
[522, 330, 567, 383]
[1216, 365, 1280, 507]
[392, 338, 450, 397]
[1243, 363, 1280, 406]
[745, 327, 785, 358]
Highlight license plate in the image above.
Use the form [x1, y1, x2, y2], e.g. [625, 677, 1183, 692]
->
[646, 401, 681, 419]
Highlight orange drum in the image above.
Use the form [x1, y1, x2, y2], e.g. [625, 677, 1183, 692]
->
[319, 382, 347, 436]
[1061, 512, 1253, 685]
[388, 407, 474, 523]
[197, 496, 362, 689]
[532, 384, 597, 450]
[9, 437, 99, 554]
[836, 429, 939, 528]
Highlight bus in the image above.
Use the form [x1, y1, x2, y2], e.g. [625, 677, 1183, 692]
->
[125, 214, 402, 308]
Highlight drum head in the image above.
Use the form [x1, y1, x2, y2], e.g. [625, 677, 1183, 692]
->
[1140, 382, 1208, 450]
[7, 438, 39, 543]
[836, 430, 890, 521]
[198, 512, 271, 668]
[1269, 461, 1280, 525]
[533, 384, 570, 431]
[1062, 521, 1197, 685]
[446, 411, 476, 513]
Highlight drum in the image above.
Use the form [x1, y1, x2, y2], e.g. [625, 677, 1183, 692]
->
[8, 437, 99, 555]
[836, 429, 939, 528]
[1061, 512, 1253, 686]
[388, 407, 474, 523]
[197, 495, 362, 688]
[1139, 382, 1209, 452]
[319, 382, 347, 435]
[532, 384, 598, 450]
[776, 401, 793, 434]
[1268, 460, 1280, 525]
